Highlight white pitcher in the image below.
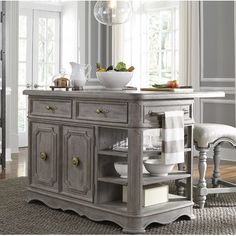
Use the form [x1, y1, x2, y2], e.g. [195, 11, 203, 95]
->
[70, 62, 91, 90]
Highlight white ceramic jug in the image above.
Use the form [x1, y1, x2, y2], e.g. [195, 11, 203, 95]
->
[70, 62, 91, 90]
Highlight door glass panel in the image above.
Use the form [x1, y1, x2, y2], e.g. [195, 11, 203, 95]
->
[37, 15, 58, 86]
[18, 62, 27, 85]
[18, 87, 27, 109]
[161, 32, 171, 50]
[38, 63, 45, 84]
[18, 109, 27, 133]
[19, 39, 27, 61]
[160, 10, 171, 30]
[147, 7, 179, 84]
[19, 15, 27, 38]
[46, 63, 54, 84]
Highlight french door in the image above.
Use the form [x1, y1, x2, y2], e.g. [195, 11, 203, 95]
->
[18, 8, 60, 147]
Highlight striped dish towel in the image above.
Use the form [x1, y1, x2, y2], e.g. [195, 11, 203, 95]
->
[161, 111, 185, 165]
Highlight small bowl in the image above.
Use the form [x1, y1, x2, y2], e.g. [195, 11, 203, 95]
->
[114, 162, 128, 178]
[96, 72, 133, 90]
[143, 159, 175, 177]
[114, 162, 148, 178]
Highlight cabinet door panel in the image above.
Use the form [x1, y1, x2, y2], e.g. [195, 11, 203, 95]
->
[63, 126, 94, 202]
[31, 123, 59, 191]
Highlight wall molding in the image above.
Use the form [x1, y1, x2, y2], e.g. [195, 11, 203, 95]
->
[200, 87, 235, 92]
[200, 99, 235, 127]
[201, 78, 235, 82]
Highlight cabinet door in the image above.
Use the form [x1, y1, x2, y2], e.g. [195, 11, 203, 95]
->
[31, 123, 59, 192]
[62, 126, 94, 202]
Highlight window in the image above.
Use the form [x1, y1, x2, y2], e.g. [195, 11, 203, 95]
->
[113, 1, 179, 88]
[147, 6, 179, 85]
[33, 10, 60, 89]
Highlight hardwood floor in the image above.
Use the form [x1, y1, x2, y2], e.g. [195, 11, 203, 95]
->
[0, 148, 28, 180]
[0, 148, 235, 184]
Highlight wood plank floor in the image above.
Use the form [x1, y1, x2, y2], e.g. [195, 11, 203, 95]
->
[0, 148, 235, 184]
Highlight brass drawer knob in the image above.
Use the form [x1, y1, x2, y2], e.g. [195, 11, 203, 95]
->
[40, 152, 47, 161]
[95, 108, 109, 114]
[45, 105, 57, 111]
[72, 157, 80, 166]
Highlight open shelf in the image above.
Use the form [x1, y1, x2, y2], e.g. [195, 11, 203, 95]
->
[98, 149, 128, 158]
[98, 148, 191, 158]
[98, 171, 191, 186]
[96, 194, 192, 215]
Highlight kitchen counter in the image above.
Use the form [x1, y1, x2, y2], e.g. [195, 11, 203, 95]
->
[24, 89, 225, 233]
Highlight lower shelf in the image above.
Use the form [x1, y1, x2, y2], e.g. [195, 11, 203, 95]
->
[96, 194, 192, 215]
[98, 172, 191, 186]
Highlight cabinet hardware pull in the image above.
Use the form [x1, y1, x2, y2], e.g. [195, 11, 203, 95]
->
[45, 105, 57, 111]
[95, 108, 109, 114]
[40, 152, 47, 161]
[72, 157, 80, 166]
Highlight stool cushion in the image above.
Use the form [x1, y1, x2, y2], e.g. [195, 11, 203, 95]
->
[194, 123, 236, 148]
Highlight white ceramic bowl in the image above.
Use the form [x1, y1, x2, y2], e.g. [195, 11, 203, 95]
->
[143, 159, 175, 177]
[114, 162, 128, 178]
[96, 72, 133, 89]
[114, 162, 148, 178]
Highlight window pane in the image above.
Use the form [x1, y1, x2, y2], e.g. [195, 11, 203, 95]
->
[175, 51, 179, 80]
[47, 40, 55, 63]
[19, 39, 27, 61]
[38, 18, 46, 63]
[18, 63, 27, 85]
[161, 32, 171, 50]
[175, 9, 179, 30]
[161, 51, 172, 71]
[46, 63, 55, 85]
[38, 63, 46, 84]
[19, 15, 27, 38]
[47, 18, 55, 41]
[18, 110, 27, 133]
[18, 87, 27, 109]
[175, 31, 179, 50]
[160, 11, 171, 31]
[147, 6, 179, 85]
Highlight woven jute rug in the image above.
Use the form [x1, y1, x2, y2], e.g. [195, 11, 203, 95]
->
[0, 177, 236, 234]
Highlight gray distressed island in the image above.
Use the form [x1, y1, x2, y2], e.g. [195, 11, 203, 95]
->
[23, 89, 224, 233]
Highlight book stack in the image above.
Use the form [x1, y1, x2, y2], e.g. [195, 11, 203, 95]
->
[122, 184, 169, 207]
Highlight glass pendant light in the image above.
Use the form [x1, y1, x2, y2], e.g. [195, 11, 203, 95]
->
[94, 0, 132, 26]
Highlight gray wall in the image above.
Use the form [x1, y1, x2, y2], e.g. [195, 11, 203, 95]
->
[203, 1, 235, 78]
[201, 1, 235, 128]
[85, 2, 112, 79]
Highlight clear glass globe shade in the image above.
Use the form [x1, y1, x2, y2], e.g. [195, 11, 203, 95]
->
[94, 1, 132, 26]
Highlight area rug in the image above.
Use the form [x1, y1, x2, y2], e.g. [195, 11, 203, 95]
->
[0, 177, 236, 234]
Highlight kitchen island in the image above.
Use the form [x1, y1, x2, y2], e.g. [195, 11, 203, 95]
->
[23, 89, 224, 233]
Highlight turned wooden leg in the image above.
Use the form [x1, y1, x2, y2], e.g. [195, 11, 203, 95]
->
[212, 145, 221, 188]
[198, 149, 208, 209]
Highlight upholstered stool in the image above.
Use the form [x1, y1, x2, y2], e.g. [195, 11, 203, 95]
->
[193, 123, 236, 209]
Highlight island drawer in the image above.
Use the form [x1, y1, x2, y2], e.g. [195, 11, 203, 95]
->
[143, 104, 192, 124]
[29, 99, 72, 118]
[75, 101, 128, 123]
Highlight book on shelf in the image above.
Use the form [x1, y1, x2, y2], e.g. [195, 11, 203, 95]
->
[122, 184, 169, 207]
